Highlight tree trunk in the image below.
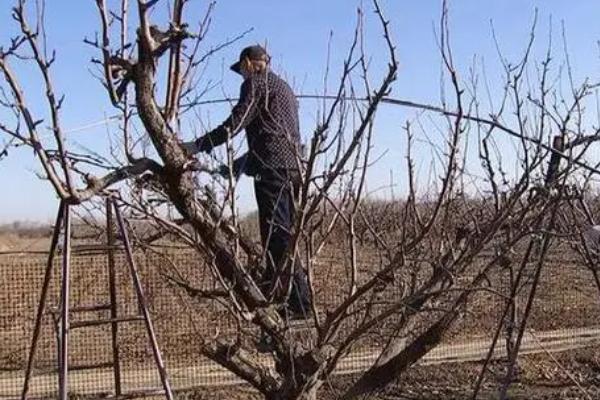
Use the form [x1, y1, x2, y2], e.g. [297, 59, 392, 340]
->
[267, 382, 320, 400]
[269, 391, 317, 400]
[297, 389, 318, 400]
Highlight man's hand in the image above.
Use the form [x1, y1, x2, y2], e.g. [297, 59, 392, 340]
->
[216, 153, 250, 180]
[216, 164, 230, 178]
[181, 140, 201, 156]
[181, 136, 212, 156]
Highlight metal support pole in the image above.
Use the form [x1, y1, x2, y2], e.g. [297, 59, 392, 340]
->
[58, 204, 72, 400]
[106, 199, 122, 396]
[112, 199, 174, 400]
[497, 135, 564, 400]
[21, 202, 65, 400]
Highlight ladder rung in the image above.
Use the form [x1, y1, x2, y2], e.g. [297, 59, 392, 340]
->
[71, 361, 114, 371]
[49, 362, 113, 372]
[99, 388, 168, 399]
[70, 303, 112, 313]
[72, 244, 124, 252]
[71, 315, 144, 329]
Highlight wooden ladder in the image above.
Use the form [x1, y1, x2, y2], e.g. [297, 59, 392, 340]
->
[21, 197, 173, 400]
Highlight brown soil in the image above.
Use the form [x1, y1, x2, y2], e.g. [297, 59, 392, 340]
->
[141, 348, 600, 399]
[2, 222, 600, 399]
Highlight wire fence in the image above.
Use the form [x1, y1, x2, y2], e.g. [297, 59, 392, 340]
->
[1, 245, 600, 398]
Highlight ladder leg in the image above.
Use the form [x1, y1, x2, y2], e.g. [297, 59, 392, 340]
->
[106, 199, 123, 396]
[58, 205, 72, 400]
[112, 199, 174, 400]
[21, 202, 65, 400]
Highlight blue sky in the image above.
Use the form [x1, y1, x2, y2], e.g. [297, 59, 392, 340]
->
[1, 0, 600, 222]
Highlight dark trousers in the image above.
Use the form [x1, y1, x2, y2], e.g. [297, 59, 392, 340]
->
[254, 169, 311, 314]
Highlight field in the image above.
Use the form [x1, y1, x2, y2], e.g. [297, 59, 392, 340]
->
[1, 223, 600, 399]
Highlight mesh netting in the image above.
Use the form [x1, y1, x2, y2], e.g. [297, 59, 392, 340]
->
[1, 243, 599, 398]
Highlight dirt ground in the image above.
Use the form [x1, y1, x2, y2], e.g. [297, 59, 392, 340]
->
[168, 348, 600, 400]
[3, 220, 600, 399]
[0, 233, 50, 253]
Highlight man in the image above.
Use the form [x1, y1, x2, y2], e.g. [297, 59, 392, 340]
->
[183, 45, 311, 319]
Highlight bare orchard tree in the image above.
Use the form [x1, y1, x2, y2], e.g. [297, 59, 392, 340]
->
[2, 0, 600, 399]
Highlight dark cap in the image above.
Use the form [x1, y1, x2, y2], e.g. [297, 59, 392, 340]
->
[230, 45, 270, 74]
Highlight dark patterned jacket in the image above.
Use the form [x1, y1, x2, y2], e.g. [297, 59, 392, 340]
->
[197, 71, 301, 174]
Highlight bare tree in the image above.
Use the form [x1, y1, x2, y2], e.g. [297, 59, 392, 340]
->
[2, 1, 600, 399]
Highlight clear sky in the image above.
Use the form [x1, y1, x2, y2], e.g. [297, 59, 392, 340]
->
[1, 0, 600, 223]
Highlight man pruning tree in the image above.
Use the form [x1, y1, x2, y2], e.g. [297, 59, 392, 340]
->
[183, 45, 312, 320]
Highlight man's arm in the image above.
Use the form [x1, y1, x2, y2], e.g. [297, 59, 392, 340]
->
[185, 78, 260, 154]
